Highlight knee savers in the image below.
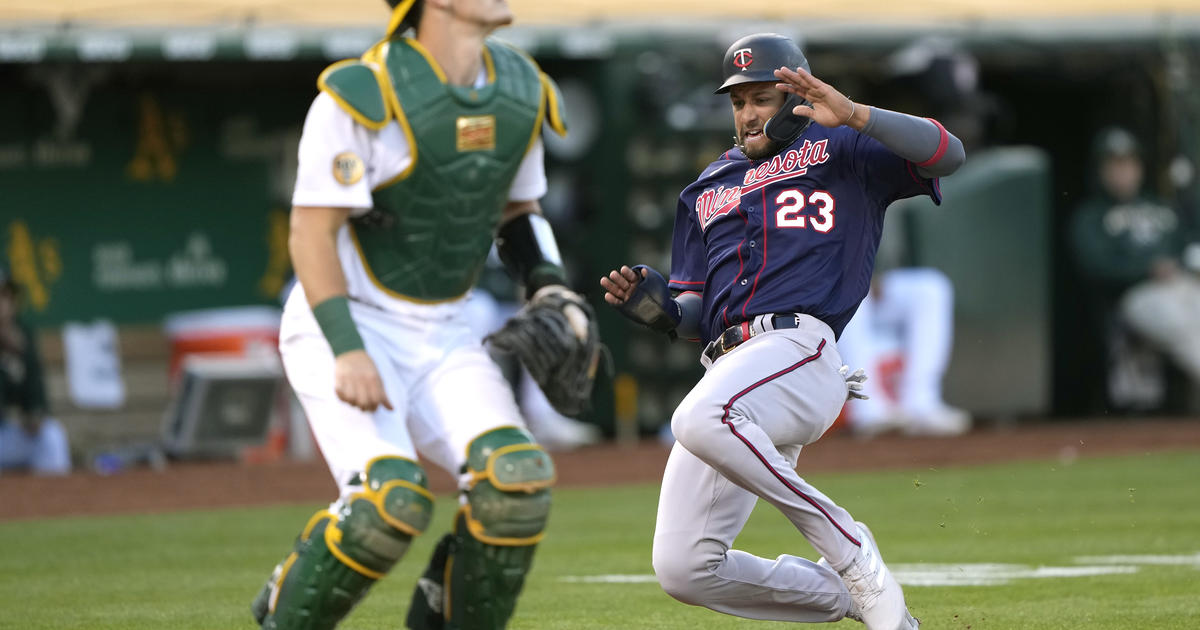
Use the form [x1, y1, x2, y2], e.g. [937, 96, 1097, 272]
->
[462, 426, 556, 544]
[406, 427, 555, 630]
[261, 456, 434, 630]
[334, 455, 436, 577]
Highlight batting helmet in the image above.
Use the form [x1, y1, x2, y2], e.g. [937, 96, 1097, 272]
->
[716, 33, 813, 148]
[715, 33, 810, 94]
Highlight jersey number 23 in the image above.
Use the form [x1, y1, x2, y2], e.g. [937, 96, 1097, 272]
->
[774, 189, 835, 233]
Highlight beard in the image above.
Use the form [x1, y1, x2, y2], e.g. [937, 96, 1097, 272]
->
[735, 131, 783, 160]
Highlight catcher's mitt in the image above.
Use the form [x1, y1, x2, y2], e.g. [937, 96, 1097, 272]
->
[485, 286, 605, 418]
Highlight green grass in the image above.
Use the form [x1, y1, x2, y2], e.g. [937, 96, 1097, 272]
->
[2, 450, 1199, 629]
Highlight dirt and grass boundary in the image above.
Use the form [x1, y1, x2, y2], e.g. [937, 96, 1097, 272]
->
[3, 417, 1198, 521]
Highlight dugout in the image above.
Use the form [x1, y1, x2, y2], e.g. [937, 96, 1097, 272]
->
[1, 2, 1197, 458]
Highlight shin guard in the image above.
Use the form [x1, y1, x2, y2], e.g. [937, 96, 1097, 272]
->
[256, 457, 434, 629]
[406, 427, 554, 630]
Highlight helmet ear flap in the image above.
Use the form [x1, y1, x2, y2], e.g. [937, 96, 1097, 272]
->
[764, 93, 813, 145]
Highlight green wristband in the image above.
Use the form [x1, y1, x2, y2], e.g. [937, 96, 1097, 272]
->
[526, 262, 569, 299]
[312, 296, 365, 356]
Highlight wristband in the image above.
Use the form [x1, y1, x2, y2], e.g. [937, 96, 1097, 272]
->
[312, 296, 365, 356]
[496, 213, 568, 299]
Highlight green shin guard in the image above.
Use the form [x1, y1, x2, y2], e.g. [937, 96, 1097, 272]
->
[447, 510, 541, 630]
[252, 510, 331, 626]
[404, 512, 541, 630]
[260, 514, 379, 630]
[257, 457, 435, 629]
[405, 532, 455, 629]
[406, 427, 555, 630]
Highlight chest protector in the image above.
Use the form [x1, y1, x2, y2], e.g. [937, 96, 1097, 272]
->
[318, 37, 567, 302]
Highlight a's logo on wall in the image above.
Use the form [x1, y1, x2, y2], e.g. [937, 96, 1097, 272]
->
[127, 93, 189, 182]
[6, 221, 62, 312]
[258, 209, 291, 299]
[733, 48, 754, 70]
[332, 151, 364, 186]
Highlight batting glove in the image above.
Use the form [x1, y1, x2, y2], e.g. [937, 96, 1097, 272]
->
[839, 364, 869, 401]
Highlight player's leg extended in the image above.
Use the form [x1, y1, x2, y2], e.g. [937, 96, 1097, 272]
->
[253, 297, 428, 629]
[405, 426, 555, 630]
[673, 320, 916, 628]
[652, 442, 852, 622]
[671, 321, 862, 571]
[401, 324, 555, 629]
[253, 456, 435, 629]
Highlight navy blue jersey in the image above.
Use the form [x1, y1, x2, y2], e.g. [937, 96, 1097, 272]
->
[667, 124, 942, 343]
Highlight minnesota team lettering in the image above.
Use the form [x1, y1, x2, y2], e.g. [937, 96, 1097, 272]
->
[695, 139, 831, 230]
[743, 139, 830, 187]
[695, 185, 743, 229]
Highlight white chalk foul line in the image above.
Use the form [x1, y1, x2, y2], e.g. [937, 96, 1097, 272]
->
[560, 575, 660, 584]
[559, 565, 1137, 587]
[560, 553, 1199, 587]
[560, 564, 1139, 587]
[890, 563, 1138, 587]
[1074, 553, 1200, 566]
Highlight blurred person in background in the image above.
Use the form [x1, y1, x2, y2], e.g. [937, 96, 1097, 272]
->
[837, 266, 970, 437]
[0, 270, 71, 476]
[1070, 126, 1200, 409]
[833, 36, 988, 438]
[250, 0, 578, 628]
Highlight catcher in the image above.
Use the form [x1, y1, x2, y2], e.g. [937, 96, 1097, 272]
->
[250, 0, 599, 627]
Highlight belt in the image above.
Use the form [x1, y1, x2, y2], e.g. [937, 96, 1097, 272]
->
[702, 313, 804, 363]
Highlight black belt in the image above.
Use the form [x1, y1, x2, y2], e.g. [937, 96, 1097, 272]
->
[702, 313, 804, 363]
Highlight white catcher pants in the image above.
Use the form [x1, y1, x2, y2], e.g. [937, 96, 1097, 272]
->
[279, 284, 527, 499]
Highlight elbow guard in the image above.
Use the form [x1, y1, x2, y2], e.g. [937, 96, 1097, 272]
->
[496, 213, 568, 299]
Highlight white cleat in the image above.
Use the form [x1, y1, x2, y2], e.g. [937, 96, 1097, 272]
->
[817, 556, 863, 623]
[837, 522, 919, 630]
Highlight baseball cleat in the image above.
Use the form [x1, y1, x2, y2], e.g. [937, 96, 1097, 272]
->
[837, 522, 918, 630]
[817, 556, 863, 623]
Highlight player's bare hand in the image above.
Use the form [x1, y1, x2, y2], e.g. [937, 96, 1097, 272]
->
[600, 265, 644, 306]
[773, 66, 860, 129]
[334, 349, 394, 412]
[840, 364, 870, 401]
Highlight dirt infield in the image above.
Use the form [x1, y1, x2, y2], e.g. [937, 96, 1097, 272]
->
[2, 417, 1199, 521]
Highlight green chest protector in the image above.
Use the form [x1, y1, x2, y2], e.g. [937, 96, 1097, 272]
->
[318, 37, 568, 302]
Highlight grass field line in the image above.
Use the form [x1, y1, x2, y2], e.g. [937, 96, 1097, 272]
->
[558, 552, 1198, 587]
[1075, 552, 1200, 565]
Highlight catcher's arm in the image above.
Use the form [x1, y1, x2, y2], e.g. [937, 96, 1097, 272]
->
[600, 265, 702, 341]
[495, 201, 569, 299]
[290, 205, 392, 412]
[484, 278, 603, 418]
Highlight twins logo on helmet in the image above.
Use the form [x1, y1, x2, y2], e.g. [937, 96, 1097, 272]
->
[716, 33, 816, 148]
[733, 48, 753, 70]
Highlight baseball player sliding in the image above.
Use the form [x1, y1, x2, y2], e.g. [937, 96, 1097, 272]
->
[250, 0, 601, 628]
[601, 33, 965, 629]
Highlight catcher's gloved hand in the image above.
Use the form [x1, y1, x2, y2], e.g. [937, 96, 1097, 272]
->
[485, 286, 605, 418]
[840, 365, 869, 401]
